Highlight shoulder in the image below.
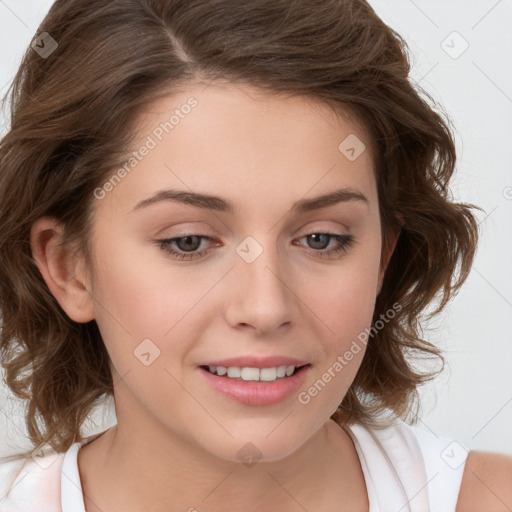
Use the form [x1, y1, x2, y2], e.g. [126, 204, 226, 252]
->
[456, 450, 512, 512]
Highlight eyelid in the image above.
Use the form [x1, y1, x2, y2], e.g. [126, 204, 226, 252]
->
[156, 230, 355, 261]
[158, 219, 351, 236]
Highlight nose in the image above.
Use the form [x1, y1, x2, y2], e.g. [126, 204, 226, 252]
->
[224, 237, 295, 336]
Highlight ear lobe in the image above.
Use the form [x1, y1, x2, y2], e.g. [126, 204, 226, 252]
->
[30, 217, 95, 323]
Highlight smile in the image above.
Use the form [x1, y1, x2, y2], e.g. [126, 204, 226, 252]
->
[202, 364, 306, 381]
[197, 364, 312, 406]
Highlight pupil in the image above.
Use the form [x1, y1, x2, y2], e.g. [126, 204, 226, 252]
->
[308, 233, 329, 250]
[177, 235, 200, 252]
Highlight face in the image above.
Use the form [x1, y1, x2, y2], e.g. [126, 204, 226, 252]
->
[78, 81, 392, 462]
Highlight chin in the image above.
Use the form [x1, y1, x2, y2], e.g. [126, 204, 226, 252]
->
[198, 425, 311, 465]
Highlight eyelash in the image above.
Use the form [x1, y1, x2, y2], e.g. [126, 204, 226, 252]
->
[156, 232, 355, 261]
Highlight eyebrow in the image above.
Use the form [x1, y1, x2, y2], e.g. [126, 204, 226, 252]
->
[131, 187, 369, 215]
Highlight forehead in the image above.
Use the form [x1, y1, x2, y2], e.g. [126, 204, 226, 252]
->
[134, 80, 372, 154]
[98, 81, 377, 217]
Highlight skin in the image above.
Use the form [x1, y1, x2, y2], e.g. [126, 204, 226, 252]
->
[31, 81, 512, 511]
[456, 451, 512, 511]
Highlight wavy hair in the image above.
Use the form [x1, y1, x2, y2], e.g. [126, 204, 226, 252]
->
[0, 0, 481, 461]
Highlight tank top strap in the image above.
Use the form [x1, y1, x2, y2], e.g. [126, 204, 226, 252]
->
[344, 419, 432, 511]
[344, 419, 468, 512]
[407, 424, 469, 512]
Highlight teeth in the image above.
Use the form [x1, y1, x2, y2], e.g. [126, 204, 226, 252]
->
[260, 367, 277, 381]
[276, 366, 286, 378]
[241, 367, 260, 381]
[227, 367, 241, 378]
[206, 365, 300, 381]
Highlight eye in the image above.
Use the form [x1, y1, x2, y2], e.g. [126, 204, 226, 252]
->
[294, 232, 355, 259]
[156, 232, 355, 261]
[157, 235, 214, 261]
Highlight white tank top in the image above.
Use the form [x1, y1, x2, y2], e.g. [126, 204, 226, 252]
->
[0, 419, 468, 511]
[343, 420, 468, 511]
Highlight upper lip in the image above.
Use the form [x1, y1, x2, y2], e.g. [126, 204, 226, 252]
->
[198, 356, 310, 369]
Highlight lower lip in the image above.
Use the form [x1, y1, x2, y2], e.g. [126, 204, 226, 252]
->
[197, 365, 312, 406]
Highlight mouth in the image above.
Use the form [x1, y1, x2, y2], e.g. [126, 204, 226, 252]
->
[197, 363, 312, 406]
[199, 363, 311, 382]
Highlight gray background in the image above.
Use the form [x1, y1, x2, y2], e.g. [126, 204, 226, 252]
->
[0, 0, 511, 456]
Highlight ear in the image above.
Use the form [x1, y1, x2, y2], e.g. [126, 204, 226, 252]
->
[30, 217, 95, 323]
[376, 215, 403, 296]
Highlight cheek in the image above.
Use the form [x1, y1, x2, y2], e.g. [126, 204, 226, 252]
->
[302, 241, 382, 344]
[295, 250, 381, 413]
[86, 238, 163, 355]
[89, 234, 212, 370]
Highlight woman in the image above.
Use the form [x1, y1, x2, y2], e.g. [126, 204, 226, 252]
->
[0, 0, 510, 510]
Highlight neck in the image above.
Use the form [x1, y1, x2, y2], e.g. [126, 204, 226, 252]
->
[78, 416, 365, 512]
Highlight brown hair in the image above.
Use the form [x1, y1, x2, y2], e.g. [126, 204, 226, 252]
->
[0, 0, 480, 461]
